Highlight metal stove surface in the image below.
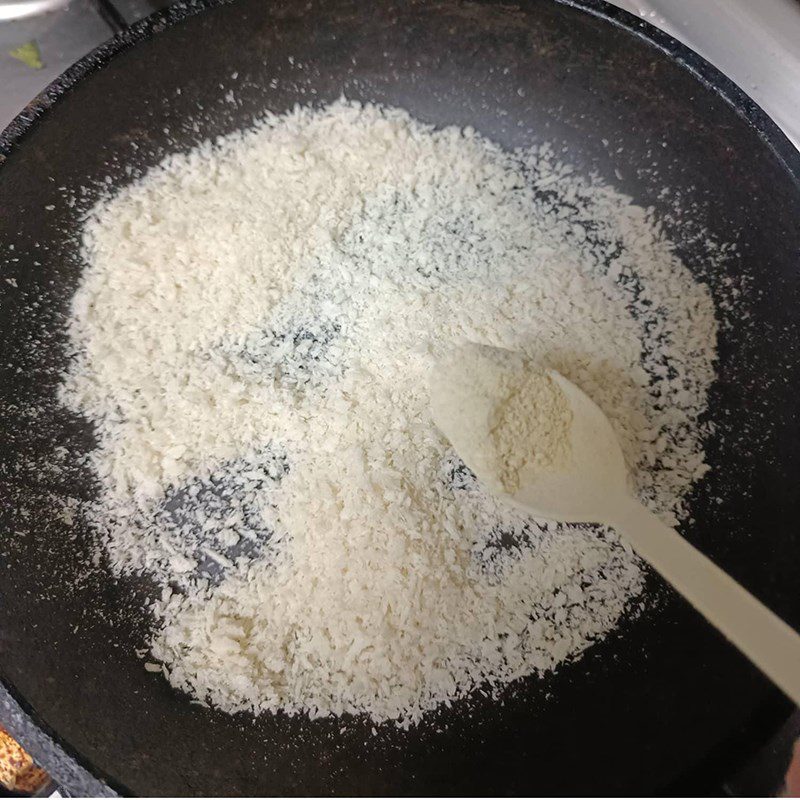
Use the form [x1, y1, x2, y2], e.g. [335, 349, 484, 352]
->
[0, 0, 170, 130]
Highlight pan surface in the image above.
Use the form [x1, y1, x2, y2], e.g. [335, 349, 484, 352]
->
[1, 0, 799, 794]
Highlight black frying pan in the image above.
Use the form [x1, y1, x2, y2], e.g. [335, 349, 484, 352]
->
[1, 0, 799, 794]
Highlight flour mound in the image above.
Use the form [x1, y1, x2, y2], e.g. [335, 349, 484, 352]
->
[61, 100, 718, 726]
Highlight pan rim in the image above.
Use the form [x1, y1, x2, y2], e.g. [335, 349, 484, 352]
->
[0, 0, 797, 793]
[1, 0, 799, 182]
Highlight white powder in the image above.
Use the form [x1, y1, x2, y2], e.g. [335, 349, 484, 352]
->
[493, 370, 571, 494]
[430, 344, 572, 495]
[60, 100, 718, 726]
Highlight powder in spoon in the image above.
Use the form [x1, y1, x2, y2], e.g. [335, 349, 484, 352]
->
[431, 344, 572, 495]
[490, 364, 572, 494]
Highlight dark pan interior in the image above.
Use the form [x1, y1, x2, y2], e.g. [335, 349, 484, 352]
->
[1, 0, 799, 794]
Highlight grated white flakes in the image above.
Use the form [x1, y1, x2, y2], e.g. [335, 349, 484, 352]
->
[60, 100, 718, 726]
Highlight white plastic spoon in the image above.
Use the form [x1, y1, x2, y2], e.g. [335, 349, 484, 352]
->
[430, 343, 800, 705]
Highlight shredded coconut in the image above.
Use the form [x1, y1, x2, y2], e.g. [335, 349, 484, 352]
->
[59, 100, 719, 726]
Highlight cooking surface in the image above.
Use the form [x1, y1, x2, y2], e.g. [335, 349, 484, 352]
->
[0, 0, 795, 792]
[612, 0, 800, 148]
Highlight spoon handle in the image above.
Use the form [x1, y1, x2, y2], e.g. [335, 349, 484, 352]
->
[612, 498, 800, 706]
